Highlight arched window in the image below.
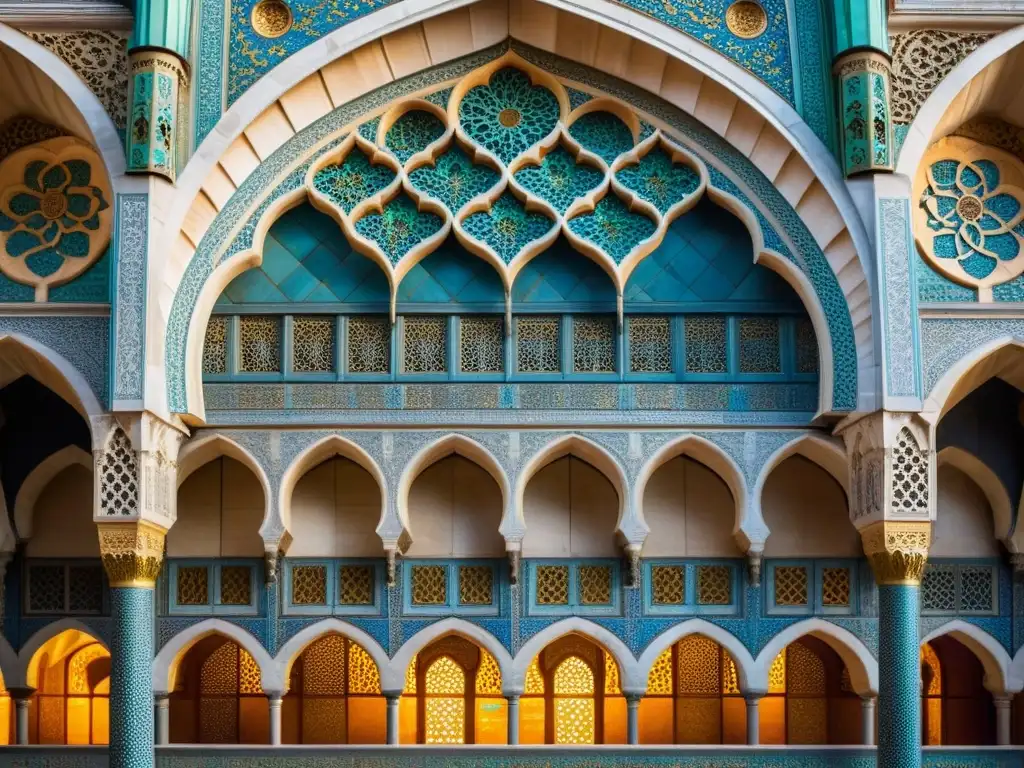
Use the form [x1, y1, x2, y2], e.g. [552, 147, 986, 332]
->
[169, 637, 267, 744]
[518, 634, 622, 744]
[29, 638, 110, 744]
[920, 636, 996, 745]
[761, 638, 859, 744]
[400, 637, 506, 744]
[641, 635, 744, 743]
[283, 634, 384, 744]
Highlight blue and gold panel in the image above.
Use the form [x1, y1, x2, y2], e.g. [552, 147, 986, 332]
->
[282, 558, 386, 617]
[642, 559, 741, 617]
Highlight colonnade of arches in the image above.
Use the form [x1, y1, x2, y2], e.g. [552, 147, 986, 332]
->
[0, 618, 1019, 747]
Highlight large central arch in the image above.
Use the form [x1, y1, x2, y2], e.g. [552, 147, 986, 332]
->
[155, 0, 875, 422]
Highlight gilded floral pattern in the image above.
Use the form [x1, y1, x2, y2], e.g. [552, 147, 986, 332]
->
[0, 138, 112, 298]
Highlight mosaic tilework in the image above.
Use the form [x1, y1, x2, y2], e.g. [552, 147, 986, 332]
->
[878, 585, 921, 768]
[110, 588, 155, 768]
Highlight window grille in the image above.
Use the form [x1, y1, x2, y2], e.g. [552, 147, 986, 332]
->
[402, 316, 448, 374]
[292, 565, 328, 605]
[411, 565, 447, 605]
[292, 316, 335, 373]
[203, 316, 229, 374]
[821, 568, 850, 607]
[458, 565, 493, 605]
[239, 315, 281, 372]
[684, 316, 727, 373]
[650, 565, 685, 605]
[26, 562, 105, 615]
[536, 565, 570, 605]
[577, 565, 612, 605]
[774, 566, 808, 606]
[696, 565, 731, 605]
[628, 316, 672, 373]
[339, 565, 375, 605]
[572, 315, 615, 373]
[738, 317, 781, 373]
[347, 315, 391, 374]
[459, 316, 503, 373]
[516, 315, 560, 373]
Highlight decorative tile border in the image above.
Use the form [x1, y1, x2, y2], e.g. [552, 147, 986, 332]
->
[920, 317, 1024, 398]
[111, 194, 148, 404]
[878, 198, 921, 400]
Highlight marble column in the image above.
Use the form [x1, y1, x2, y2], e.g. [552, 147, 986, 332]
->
[7, 687, 34, 745]
[861, 521, 930, 768]
[994, 695, 1013, 746]
[154, 694, 170, 745]
[268, 693, 283, 745]
[860, 696, 876, 745]
[744, 694, 762, 745]
[385, 692, 401, 745]
[505, 694, 520, 745]
[99, 520, 167, 768]
[625, 693, 642, 745]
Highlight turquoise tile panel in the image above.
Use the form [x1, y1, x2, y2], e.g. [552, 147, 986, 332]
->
[512, 238, 616, 305]
[397, 237, 504, 305]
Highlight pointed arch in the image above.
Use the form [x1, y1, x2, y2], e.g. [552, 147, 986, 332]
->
[278, 433, 388, 546]
[13, 445, 92, 541]
[937, 447, 1013, 544]
[923, 337, 1024, 421]
[0, 334, 104, 423]
[389, 617, 514, 695]
[513, 434, 628, 541]
[152, 618, 279, 695]
[754, 618, 877, 696]
[921, 620, 1017, 695]
[636, 618, 756, 693]
[510, 617, 639, 693]
[634, 434, 749, 548]
[16, 619, 109, 689]
[272, 617, 390, 694]
[398, 433, 510, 543]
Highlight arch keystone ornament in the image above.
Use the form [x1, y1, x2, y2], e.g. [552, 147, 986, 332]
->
[914, 136, 1024, 298]
[0, 137, 112, 301]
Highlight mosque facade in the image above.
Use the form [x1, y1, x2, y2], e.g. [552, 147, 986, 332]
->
[0, 0, 1021, 766]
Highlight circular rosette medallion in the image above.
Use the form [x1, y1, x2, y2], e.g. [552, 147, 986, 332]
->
[914, 136, 1024, 290]
[0, 137, 112, 297]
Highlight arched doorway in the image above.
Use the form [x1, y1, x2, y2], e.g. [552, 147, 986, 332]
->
[400, 636, 506, 744]
[921, 637, 996, 745]
[25, 630, 109, 744]
[760, 638, 859, 744]
[519, 633, 623, 744]
[640, 635, 745, 743]
[282, 633, 385, 744]
[168, 636, 268, 743]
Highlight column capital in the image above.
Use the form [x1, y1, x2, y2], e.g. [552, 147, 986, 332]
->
[743, 692, 766, 703]
[860, 520, 931, 586]
[623, 691, 644, 704]
[992, 694, 1013, 708]
[97, 519, 167, 588]
[7, 686, 35, 700]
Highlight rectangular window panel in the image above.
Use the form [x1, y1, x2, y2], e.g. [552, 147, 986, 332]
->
[650, 565, 685, 605]
[628, 316, 672, 373]
[176, 566, 210, 606]
[577, 565, 612, 605]
[402, 316, 448, 374]
[684, 316, 727, 373]
[921, 565, 956, 612]
[535, 565, 569, 605]
[67, 565, 104, 613]
[773, 566, 808, 606]
[958, 565, 995, 613]
[572, 315, 615, 373]
[795, 317, 819, 374]
[696, 565, 731, 605]
[239, 315, 281, 373]
[460, 316, 504, 374]
[339, 565, 374, 605]
[291, 565, 328, 605]
[411, 565, 447, 605]
[738, 317, 781, 373]
[458, 565, 493, 605]
[347, 315, 391, 373]
[821, 567, 851, 607]
[292, 316, 335, 373]
[203, 316, 229, 374]
[27, 564, 65, 613]
[516, 316, 560, 373]
[219, 566, 252, 605]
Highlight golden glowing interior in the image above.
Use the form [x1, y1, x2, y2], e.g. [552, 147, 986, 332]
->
[424, 656, 465, 744]
[921, 642, 942, 746]
[553, 656, 595, 745]
[26, 630, 110, 745]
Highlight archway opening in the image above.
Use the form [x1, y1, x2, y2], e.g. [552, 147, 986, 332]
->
[168, 635, 267, 744]
[760, 637, 859, 745]
[399, 635, 506, 744]
[921, 637, 996, 746]
[171, 456, 265, 558]
[282, 633, 385, 744]
[25, 629, 109, 744]
[519, 633, 623, 744]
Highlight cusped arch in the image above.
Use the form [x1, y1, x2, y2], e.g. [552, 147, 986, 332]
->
[278, 433, 388, 548]
[273, 617, 390, 694]
[636, 618, 755, 693]
[510, 617, 639, 693]
[754, 618, 877, 696]
[936, 446, 1012, 544]
[13, 445, 92, 541]
[922, 620, 1017, 695]
[634, 434, 749, 549]
[178, 432, 272, 491]
[399, 433, 510, 546]
[160, 0, 873, 422]
[152, 618, 279, 695]
[513, 433, 628, 542]
[388, 617, 514, 695]
[16, 619, 109, 689]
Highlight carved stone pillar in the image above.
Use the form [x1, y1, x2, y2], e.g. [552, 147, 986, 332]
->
[94, 414, 184, 768]
[834, 50, 895, 176]
[126, 48, 188, 181]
